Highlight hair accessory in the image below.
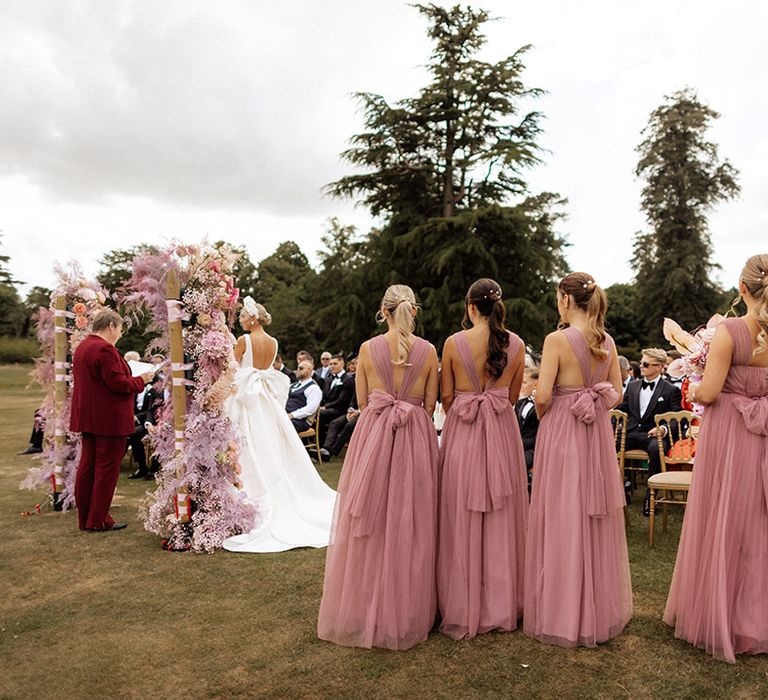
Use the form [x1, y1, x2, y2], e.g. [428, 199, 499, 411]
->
[242, 296, 260, 320]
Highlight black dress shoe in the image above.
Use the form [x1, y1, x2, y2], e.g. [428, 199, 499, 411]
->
[642, 492, 650, 518]
[88, 522, 127, 531]
[128, 469, 148, 479]
[319, 448, 331, 461]
[17, 446, 43, 455]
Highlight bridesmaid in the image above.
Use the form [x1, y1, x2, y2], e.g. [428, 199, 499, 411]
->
[437, 278, 528, 639]
[664, 253, 768, 663]
[317, 284, 440, 649]
[524, 272, 632, 647]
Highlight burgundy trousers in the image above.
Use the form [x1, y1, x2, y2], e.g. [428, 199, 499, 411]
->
[75, 432, 126, 530]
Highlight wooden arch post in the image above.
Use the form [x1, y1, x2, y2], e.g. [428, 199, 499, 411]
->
[166, 268, 190, 524]
[52, 294, 69, 509]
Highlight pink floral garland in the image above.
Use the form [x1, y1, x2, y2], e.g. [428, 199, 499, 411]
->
[21, 263, 107, 508]
[122, 242, 257, 552]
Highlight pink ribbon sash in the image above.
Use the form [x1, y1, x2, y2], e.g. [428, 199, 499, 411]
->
[569, 381, 619, 425]
[453, 388, 515, 512]
[343, 391, 421, 536]
[733, 395, 768, 436]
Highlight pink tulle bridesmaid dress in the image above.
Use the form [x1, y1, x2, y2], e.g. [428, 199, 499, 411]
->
[524, 327, 632, 647]
[437, 330, 528, 639]
[317, 335, 439, 649]
[664, 317, 768, 662]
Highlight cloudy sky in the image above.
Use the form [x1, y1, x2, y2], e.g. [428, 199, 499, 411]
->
[2, 0, 766, 295]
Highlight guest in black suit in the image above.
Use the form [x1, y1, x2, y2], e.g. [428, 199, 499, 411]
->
[514, 368, 539, 477]
[318, 354, 355, 443]
[273, 353, 296, 384]
[618, 355, 633, 392]
[616, 347, 682, 514]
[313, 351, 333, 385]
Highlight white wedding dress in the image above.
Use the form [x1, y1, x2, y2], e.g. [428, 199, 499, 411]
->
[222, 334, 337, 553]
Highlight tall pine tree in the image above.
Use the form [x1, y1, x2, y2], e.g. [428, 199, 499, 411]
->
[326, 4, 568, 349]
[632, 88, 740, 342]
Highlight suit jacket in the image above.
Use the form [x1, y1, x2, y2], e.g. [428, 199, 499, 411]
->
[277, 365, 297, 384]
[70, 335, 146, 436]
[514, 396, 539, 451]
[322, 371, 355, 413]
[617, 377, 682, 434]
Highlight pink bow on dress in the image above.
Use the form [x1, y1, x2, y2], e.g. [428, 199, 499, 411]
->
[733, 395, 768, 436]
[452, 388, 516, 512]
[570, 382, 619, 425]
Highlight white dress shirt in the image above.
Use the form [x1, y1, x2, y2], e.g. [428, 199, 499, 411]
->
[638, 380, 657, 416]
[520, 396, 535, 420]
[289, 380, 323, 420]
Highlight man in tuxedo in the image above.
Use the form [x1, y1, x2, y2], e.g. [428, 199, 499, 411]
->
[514, 368, 540, 478]
[319, 360, 359, 460]
[286, 360, 323, 432]
[616, 347, 682, 515]
[318, 354, 355, 443]
[313, 351, 332, 385]
[70, 310, 153, 531]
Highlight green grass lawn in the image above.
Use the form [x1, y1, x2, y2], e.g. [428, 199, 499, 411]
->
[1, 363, 766, 698]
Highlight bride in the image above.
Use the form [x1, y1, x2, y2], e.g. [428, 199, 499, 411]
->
[222, 296, 337, 553]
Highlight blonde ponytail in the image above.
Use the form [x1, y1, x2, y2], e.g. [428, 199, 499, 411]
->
[377, 284, 417, 366]
[559, 272, 608, 359]
[741, 254, 768, 355]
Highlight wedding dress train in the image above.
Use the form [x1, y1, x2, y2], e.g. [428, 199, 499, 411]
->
[222, 334, 336, 553]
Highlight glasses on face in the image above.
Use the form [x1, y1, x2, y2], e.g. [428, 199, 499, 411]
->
[641, 361, 660, 368]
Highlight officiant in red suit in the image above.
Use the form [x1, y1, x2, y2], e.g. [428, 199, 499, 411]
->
[70, 310, 154, 532]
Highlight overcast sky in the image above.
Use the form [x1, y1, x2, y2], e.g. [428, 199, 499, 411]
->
[2, 0, 766, 295]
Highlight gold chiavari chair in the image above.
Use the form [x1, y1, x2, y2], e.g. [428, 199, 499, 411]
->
[298, 407, 323, 465]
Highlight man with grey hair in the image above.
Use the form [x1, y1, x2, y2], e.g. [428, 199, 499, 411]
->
[618, 355, 632, 392]
[313, 351, 332, 385]
[616, 347, 682, 516]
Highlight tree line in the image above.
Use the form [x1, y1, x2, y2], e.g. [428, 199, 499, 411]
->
[0, 4, 741, 363]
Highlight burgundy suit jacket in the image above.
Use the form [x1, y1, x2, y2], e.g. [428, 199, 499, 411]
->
[70, 335, 146, 436]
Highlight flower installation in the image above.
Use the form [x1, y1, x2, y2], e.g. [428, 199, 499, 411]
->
[122, 241, 257, 552]
[663, 314, 726, 415]
[22, 263, 107, 509]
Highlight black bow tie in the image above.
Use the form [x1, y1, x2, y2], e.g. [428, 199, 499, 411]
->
[641, 380, 656, 390]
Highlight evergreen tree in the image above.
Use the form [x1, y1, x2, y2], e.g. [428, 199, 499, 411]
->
[605, 283, 642, 358]
[326, 4, 568, 349]
[0, 236, 25, 337]
[310, 219, 377, 355]
[251, 241, 318, 362]
[632, 88, 740, 342]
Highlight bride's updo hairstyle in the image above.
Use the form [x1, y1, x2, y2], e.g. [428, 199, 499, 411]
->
[558, 271, 608, 360]
[463, 278, 509, 380]
[740, 253, 768, 355]
[240, 295, 272, 326]
[376, 284, 418, 366]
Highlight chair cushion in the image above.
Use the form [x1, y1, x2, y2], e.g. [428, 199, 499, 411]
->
[648, 471, 692, 488]
[625, 449, 649, 460]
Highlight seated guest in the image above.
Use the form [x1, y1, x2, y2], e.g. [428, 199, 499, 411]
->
[629, 359, 641, 380]
[286, 360, 323, 433]
[313, 351, 332, 385]
[618, 355, 632, 392]
[319, 395, 359, 461]
[273, 353, 296, 383]
[318, 354, 355, 443]
[616, 347, 682, 515]
[17, 408, 45, 455]
[347, 356, 358, 376]
[514, 368, 539, 477]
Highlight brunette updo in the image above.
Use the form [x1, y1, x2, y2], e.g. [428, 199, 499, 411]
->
[740, 253, 768, 355]
[463, 278, 509, 380]
[558, 272, 608, 359]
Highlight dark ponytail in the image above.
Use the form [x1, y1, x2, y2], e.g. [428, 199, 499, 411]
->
[463, 278, 509, 380]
